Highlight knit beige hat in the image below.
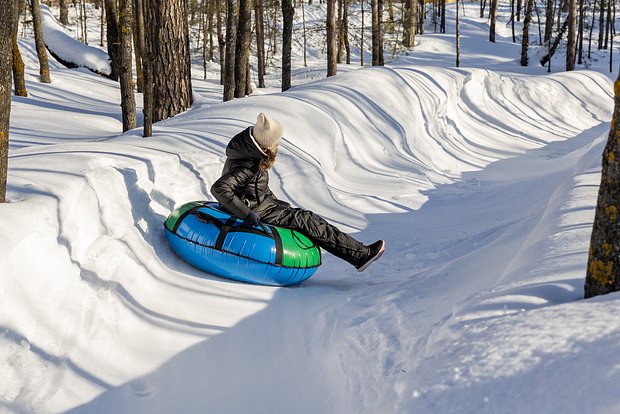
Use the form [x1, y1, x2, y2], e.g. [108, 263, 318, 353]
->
[252, 113, 283, 150]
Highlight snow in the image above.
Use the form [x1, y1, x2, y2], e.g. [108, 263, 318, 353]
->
[39, 4, 111, 76]
[3, 2, 620, 413]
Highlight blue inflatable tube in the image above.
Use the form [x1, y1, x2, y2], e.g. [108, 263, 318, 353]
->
[164, 202, 322, 286]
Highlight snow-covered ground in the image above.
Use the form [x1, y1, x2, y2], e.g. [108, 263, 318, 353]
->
[3, 2, 620, 413]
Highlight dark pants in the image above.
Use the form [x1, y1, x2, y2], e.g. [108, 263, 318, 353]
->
[260, 205, 368, 266]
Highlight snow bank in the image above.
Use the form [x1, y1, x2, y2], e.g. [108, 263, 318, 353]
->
[39, 4, 111, 76]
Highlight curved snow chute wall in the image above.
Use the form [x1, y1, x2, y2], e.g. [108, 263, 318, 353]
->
[39, 4, 112, 77]
[164, 202, 322, 286]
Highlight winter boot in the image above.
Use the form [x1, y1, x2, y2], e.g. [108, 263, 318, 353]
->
[356, 240, 386, 272]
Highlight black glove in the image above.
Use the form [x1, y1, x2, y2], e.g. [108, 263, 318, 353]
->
[243, 211, 261, 228]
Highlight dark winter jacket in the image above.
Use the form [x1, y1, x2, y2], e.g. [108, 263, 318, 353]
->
[210, 127, 281, 219]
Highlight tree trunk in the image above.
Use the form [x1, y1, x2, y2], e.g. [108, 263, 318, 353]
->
[337, 0, 343, 63]
[403, 0, 415, 47]
[372, 0, 384, 65]
[378, 0, 384, 65]
[361, 0, 364, 65]
[255, 0, 266, 86]
[12, 9, 27, 98]
[132, 0, 143, 92]
[540, 18, 569, 65]
[235, 0, 251, 97]
[59, 0, 70, 25]
[301, 0, 308, 67]
[143, 0, 193, 121]
[585, 70, 620, 298]
[577, 0, 584, 64]
[544, 0, 554, 42]
[223, 0, 236, 101]
[216, 0, 225, 85]
[30, 0, 52, 83]
[119, 0, 136, 131]
[521, 0, 534, 65]
[456, 0, 460, 66]
[489, 0, 498, 42]
[104, 0, 121, 80]
[1, 0, 15, 203]
[327, 0, 337, 75]
[599, 0, 605, 49]
[135, 0, 151, 137]
[282, 0, 294, 91]
[566, 0, 576, 69]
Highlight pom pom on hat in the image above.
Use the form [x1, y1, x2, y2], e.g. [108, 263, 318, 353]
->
[252, 113, 283, 150]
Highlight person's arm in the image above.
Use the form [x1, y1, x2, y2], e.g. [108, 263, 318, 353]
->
[210, 166, 257, 219]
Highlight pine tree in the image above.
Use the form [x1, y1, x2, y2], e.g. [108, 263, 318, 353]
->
[235, 0, 252, 97]
[143, 0, 193, 121]
[566, 0, 576, 70]
[0, 0, 14, 203]
[585, 71, 620, 298]
[30, 0, 51, 83]
[12, 3, 27, 98]
[327, 0, 337, 76]
[282, 0, 294, 90]
[119, 0, 136, 131]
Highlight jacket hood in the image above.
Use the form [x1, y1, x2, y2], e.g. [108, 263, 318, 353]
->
[226, 127, 267, 160]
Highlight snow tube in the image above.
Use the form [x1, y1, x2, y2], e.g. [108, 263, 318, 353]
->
[164, 201, 322, 286]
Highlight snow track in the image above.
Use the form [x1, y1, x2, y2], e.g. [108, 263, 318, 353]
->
[2, 45, 615, 412]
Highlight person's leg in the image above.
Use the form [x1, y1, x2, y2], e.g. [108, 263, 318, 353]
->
[260, 206, 368, 266]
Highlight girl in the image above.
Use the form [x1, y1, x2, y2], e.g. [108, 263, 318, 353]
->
[211, 113, 385, 272]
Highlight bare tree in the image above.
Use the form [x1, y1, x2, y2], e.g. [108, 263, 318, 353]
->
[223, 0, 236, 101]
[119, 0, 136, 131]
[457, 0, 461, 66]
[282, 0, 294, 90]
[12, 2, 27, 97]
[403, 0, 417, 48]
[544, 0, 554, 42]
[235, 0, 252, 97]
[489, 0, 498, 42]
[521, 0, 534, 65]
[255, 0, 266, 86]
[585, 69, 620, 298]
[30, 0, 52, 83]
[143, 0, 193, 121]
[371, 0, 384, 65]
[1, 0, 14, 203]
[59, 0, 70, 25]
[104, 0, 121, 80]
[327, 0, 337, 75]
[566, 0, 577, 69]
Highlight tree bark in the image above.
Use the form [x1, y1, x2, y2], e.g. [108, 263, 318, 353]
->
[132, 0, 143, 92]
[327, 0, 337, 75]
[143, 0, 193, 121]
[104, 0, 121, 80]
[540, 18, 569, 65]
[216, 0, 225, 85]
[255, 0, 266, 86]
[223, 0, 236, 101]
[119, 0, 136, 131]
[403, 0, 416, 48]
[282, 0, 294, 90]
[1, 0, 15, 203]
[566, 0, 576, 69]
[235, 0, 251, 97]
[12, 3, 27, 98]
[521, 0, 534, 65]
[59, 0, 70, 25]
[577, 0, 584, 64]
[585, 71, 620, 298]
[135, 0, 151, 137]
[30, 0, 52, 83]
[456, 0, 460, 66]
[489, 0, 498, 42]
[544, 0, 554, 42]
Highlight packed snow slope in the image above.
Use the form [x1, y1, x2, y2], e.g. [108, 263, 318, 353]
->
[3, 3, 620, 414]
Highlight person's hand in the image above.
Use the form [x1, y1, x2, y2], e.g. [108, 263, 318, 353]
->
[243, 211, 261, 228]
